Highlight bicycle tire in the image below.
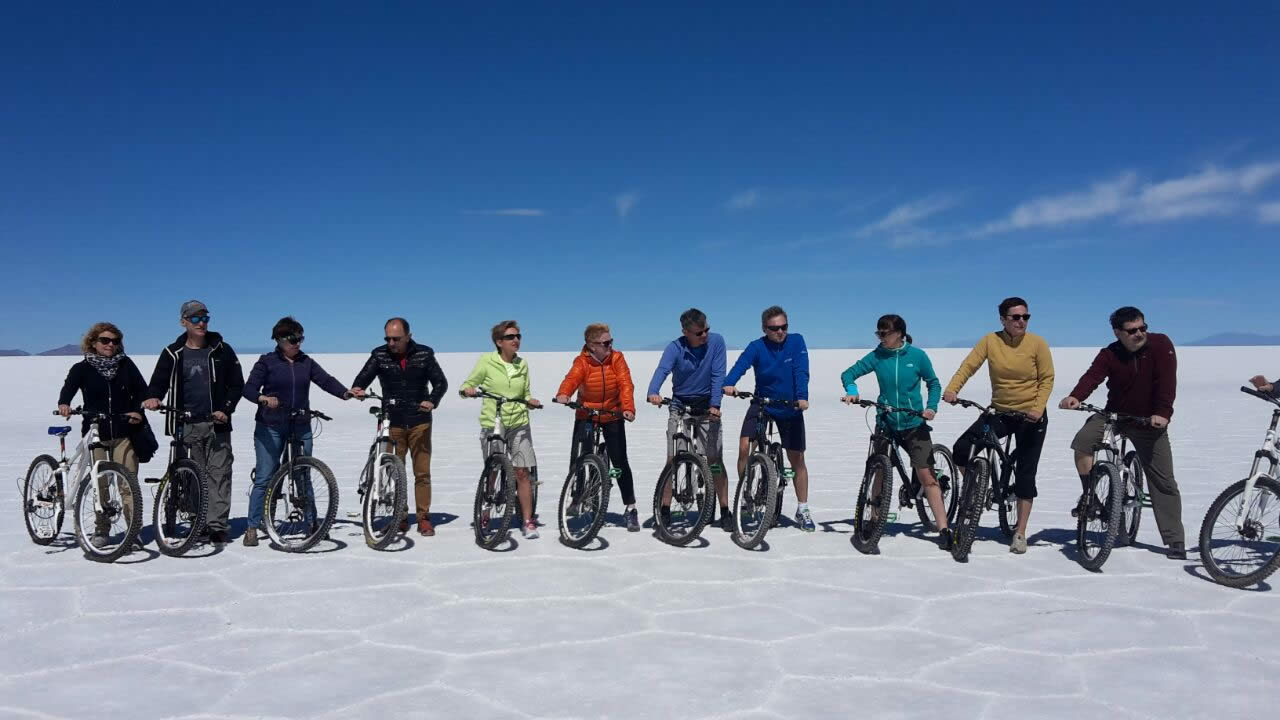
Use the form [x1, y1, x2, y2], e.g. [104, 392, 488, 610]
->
[474, 453, 516, 550]
[1198, 476, 1280, 588]
[363, 454, 407, 550]
[950, 457, 990, 562]
[769, 443, 787, 525]
[1076, 462, 1123, 571]
[22, 455, 63, 545]
[153, 459, 210, 557]
[1120, 450, 1144, 546]
[851, 454, 894, 554]
[264, 456, 339, 553]
[558, 454, 611, 549]
[992, 453, 1019, 539]
[72, 461, 142, 563]
[732, 452, 779, 550]
[916, 445, 958, 531]
[652, 451, 715, 546]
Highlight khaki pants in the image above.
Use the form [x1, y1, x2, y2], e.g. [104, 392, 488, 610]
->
[390, 423, 433, 518]
[91, 437, 137, 532]
[1071, 415, 1184, 546]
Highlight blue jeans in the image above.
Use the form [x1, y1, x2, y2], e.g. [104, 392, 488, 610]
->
[250, 423, 312, 529]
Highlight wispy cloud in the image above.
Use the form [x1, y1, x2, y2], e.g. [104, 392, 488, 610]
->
[1260, 202, 1280, 224]
[614, 191, 640, 219]
[725, 188, 760, 211]
[462, 208, 546, 217]
[857, 195, 958, 236]
[976, 173, 1137, 236]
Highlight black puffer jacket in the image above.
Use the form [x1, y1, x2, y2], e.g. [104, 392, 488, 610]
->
[57, 356, 148, 439]
[352, 341, 448, 427]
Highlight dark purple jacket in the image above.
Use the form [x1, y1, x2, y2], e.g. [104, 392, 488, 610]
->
[1068, 332, 1177, 420]
[242, 349, 347, 428]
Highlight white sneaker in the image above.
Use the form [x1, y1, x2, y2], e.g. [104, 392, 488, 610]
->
[1010, 533, 1027, 554]
[521, 521, 539, 540]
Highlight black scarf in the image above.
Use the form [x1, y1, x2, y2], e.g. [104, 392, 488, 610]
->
[85, 353, 122, 381]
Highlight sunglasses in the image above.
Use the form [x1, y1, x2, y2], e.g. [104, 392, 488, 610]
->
[185, 315, 211, 325]
[874, 329, 894, 338]
[502, 333, 522, 341]
[95, 336, 120, 346]
[766, 324, 788, 332]
[1004, 314, 1031, 322]
[686, 327, 709, 338]
[384, 335, 406, 343]
[1121, 324, 1149, 336]
[277, 334, 304, 345]
[592, 339, 614, 348]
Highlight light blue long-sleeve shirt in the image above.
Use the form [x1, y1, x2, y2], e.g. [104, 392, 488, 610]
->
[646, 332, 727, 409]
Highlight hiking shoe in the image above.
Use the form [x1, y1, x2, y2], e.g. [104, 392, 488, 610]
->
[209, 530, 227, 548]
[721, 511, 735, 532]
[242, 527, 258, 547]
[90, 533, 108, 549]
[1010, 532, 1027, 554]
[521, 520, 539, 540]
[795, 507, 816, 532]
[625, 508, 640, 532]
[418, 518, 435, 536]
[399, 517, 410, 533]
[1167, 542, 1187, 560]
[938, 527, 954, 551]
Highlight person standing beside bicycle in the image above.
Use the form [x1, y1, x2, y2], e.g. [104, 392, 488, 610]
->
[840, 314, 949, 547]
[57, 322, 150, 547]
[943, 296, 1054, 555]
[723, 305, 814, 532]
[554, 323, 640, 532]
[240, 316, 354, 548]
[142, 300, 245, 549]
[460, 320, 543, 539]
[1059, 306, 1185, 559]
[349, 317, 448, 537]
[646, 308, 730, 527]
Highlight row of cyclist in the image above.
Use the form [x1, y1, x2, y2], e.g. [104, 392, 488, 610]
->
[23, 297, 1280, 581]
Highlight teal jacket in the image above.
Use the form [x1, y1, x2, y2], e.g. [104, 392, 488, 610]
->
[840, 343, 941, 431]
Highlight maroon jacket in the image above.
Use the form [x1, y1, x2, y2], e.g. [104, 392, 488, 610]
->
[1069, 332, 1177, 419]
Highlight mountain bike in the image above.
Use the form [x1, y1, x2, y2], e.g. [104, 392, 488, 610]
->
[465, 388, 539, 550]
[20, 409, 142, 562]
[144, 406, 211, 557]
[652, 398, 717, 546]
[355, 392, 408, 550]
[555, 400, 621, 548]
[1065, 404, 1151, 571]
[847, 399, 957, 555]
[725, 392, 798, 550]
[948, 398, 1027, 561]
[1198, 386, 1280, 588]
[262, 408, 339, 552]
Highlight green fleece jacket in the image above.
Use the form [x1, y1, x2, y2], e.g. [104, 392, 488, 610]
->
[840, 342, 941, 431]
[460, 351, 534, 429]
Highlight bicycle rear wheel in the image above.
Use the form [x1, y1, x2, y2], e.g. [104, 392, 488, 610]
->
[1120, 450, 1144, 546]
[1076, 462, 1122, 571]
[363, 454, 407, 550]
[264, 457, 339, 553]
[652, 451, 715, 546]
[72, 462, 142, 563]
[916, 445, 958, 531]
[992, 454, 1019, 539]
[851, 454, 894, 554]
[474, 453, 516, 550]
[22, 455, 63, 545]
[558, 454, 611, 548]
[950, 458, 990, 562]
[732, 452, 778, 550]
[1198, 477, 1280, 588]
[153, 459, 209, 557]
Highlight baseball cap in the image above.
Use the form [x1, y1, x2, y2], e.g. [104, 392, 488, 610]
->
[180, 300, 209, 319]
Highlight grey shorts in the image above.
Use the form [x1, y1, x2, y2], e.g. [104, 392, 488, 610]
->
[872, 425, 933, 470]
[480, 425, 536, 468]
[666, 408, 723, 462]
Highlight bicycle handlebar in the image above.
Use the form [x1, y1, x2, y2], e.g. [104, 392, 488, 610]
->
[1241, 385, 1280, 408]
[553, 399, 623, 417]
[287, 408, 332, 422]
[950, 397, 1030, 420]
[1067, 403, 1151, 426]
[460, 388, 540, 409]
[656, 398, 713, 416]
[847, 398, 927, 419]
[52, 407, 122, 420]
[730, 391, 802, 410]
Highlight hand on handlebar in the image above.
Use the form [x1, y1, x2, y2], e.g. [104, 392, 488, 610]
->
[349, 387, 367, 399]
[647, 393, 663, 406]
[1059, 396, 1081, 410]
[143, 398, 161, 411]
[554, 394, 570, 405]
[1250, 375, 1275, 393]
[213, 411, 229, 424]
[722, 386, 737, 397]
[922, 409, 936, 421]
[58, 404, 72, 419]
[126, 411, 143, 425]
[419, 400, 435, 412]
[461, 387, 479, 398]
[623, 410, 636, 421]
[1150, 414, 1169, 429]
[1025, 408, 1044, 422]
[841, 394, 859, 405]
[260, 395, 280, 409]
[709, 407, 721, 418]
[942, 391, 958, 405]
[796, 399, 809, 411]
[526, 397, 543, 409]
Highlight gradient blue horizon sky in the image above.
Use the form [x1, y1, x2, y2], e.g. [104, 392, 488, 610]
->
[4, 2, 1278, 353]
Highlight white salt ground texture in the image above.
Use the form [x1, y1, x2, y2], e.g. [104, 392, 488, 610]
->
[2, 346, 1278, 719]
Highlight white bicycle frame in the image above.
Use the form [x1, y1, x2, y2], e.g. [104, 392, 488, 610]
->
[31, 420, 111, 533]
[1237, 408, 1280, 533]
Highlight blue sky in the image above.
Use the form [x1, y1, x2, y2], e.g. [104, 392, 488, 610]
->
[3, 2, 1278, 353]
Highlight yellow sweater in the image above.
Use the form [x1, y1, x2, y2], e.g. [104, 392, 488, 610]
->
[945, 331, 1054, 413]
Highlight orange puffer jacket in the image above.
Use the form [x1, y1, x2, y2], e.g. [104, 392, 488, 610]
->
[556, 348, 636, 422]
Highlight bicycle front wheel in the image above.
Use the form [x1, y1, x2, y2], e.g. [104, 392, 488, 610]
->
[652, 451, 715, 546]
[153, 459, 209, 557]
[22, 455, 63, 545]
[732, 452, 778, 550]
[363, 454, 407, 550]
[264, 457, 339, 553]
[851, 454, 893, 555]
[72, 462, 142, 563]
[1198, 477, 1280, 588]
[474, 453, 516, 550]
[950, 458, 990, 562]
[1076, 462, 1122, 571]
[558, 454, 611, 548]
[916, 444, 958, 531]
[1120, 450, 1144, 546]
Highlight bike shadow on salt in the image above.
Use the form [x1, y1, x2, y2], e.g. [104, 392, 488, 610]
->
[1025, 527, 1182, 568]
[1181, 562, 1272, 591]
[328, 518, 417, 552]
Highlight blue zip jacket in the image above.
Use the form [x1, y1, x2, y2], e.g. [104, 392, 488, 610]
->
[840, 342, 940, 431]
[646, 332, 727, 409]
[724, 334, 809, 418]
[243, 349, 348, 429]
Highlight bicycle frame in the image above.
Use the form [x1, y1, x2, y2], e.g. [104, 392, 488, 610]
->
[1238, 390, 1280, 534]
[58, 416, 112, 518]
[956, 401, 1019, 508]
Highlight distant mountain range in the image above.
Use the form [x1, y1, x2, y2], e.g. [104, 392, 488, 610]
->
[1185, 333, 1280, 347]
[0, 344, 80, 357]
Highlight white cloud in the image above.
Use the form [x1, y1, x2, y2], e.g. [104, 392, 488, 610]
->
[614, 191, 640, 219]
[725, 188, 760, 211]
[858, 195, 957, 236]
[976, 173, 1137, 236]
[1260, 202, 1280, 224]
[462, 208, 546, 217]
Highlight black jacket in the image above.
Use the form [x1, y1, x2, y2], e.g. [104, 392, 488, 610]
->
[146, 332, 245, 435]
[352, 340, 448, 428]
[57, 356, 149, 440]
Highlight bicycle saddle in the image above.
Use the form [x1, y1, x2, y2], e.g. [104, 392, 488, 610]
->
[369, 406, 382, 415]
[48, 426, 73, 436]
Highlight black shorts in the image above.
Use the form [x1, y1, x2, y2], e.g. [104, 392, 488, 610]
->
[740, 402, 806, 452]
[951, 413, 1048, 500]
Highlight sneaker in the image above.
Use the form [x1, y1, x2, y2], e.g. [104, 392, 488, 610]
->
[625, 508, 640, 532]
[1167, 542, 1187, 560]
[90, 533, 108, 549]
[399, 517, 410, 533]
[795, 507, 816, 532]
[521, 520, 539, 539]
[418, 518, 435, 536]
[209, 530, 227, 548]
[721, 511, 735, 532]
[938, 527, 953, 551]
[242, 527, 258, 547]
[1010, 532, 1027, 554]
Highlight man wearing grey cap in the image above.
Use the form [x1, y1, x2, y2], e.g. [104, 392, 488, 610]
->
[143, 300, 244, 548]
